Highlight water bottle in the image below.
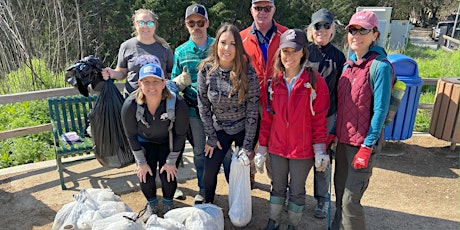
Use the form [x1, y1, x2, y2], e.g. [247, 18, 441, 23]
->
[385, 80, 406, 125]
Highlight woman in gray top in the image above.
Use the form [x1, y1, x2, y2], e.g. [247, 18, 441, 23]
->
[197, 23, 260, 204]
[101, 8, 174, 97]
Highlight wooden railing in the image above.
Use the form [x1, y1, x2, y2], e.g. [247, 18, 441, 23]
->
[440, 34, 460, 52]
[0, 79, 438, 141]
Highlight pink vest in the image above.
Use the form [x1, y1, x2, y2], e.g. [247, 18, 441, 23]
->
[336, 54, 377, 146]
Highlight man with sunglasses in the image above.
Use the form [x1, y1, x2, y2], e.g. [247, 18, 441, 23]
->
[240, 0, 288, 185]
[305, 8, 346, 220]
[170, 3, 215, 205]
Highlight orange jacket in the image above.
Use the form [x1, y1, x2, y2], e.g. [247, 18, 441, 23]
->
[240, 22, 288, 107]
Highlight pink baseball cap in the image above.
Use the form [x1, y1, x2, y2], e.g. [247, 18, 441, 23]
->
[345, 11, 379, 30]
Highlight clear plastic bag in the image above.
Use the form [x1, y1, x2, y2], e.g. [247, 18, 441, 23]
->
[91, 212, 144, 230]
[228, 147, 252, 227]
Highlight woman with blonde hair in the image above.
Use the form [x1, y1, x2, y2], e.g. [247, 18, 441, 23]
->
[102, 9, 174, 97]
[121, 63, 189, 221]
[197, 23, 259, 204]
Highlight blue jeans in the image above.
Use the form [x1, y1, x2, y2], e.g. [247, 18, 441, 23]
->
[189, 116, 206, 196]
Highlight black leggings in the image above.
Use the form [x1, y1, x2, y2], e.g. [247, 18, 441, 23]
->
[204, 129, 245, 203]
[140, 142, 177, 201]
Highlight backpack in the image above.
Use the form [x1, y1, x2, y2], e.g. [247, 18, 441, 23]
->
[265, 67, 317, 115]
[368, 55, 406, 126]
[166, 92, 176, 152]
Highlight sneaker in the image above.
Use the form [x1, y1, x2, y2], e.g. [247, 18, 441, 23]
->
[142, 203, 158, 222]
[194, 194, 205, 204]
[314, 201, 328, 219]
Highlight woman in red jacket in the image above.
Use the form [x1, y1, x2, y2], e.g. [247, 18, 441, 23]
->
[257, 29, 330, 229]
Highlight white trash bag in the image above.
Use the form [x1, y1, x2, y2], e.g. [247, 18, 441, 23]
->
[52, 189, 100, 230]
[145, 214, 186, 230]
[91, 212, 144, 230]
[164, 204, 223, 230]
[228, 147, 252, 227]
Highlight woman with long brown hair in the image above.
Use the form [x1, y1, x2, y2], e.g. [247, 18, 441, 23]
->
[197, 23, 259, 204]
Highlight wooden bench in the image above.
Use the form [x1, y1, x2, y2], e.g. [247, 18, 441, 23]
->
[48, 94, 97, 190]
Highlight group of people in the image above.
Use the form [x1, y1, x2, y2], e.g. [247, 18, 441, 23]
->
[101, 0, 393, 229]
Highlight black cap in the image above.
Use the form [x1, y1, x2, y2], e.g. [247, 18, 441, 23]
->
[311, 8, 334, 25]
[185, 4, 208, 20]
[279, 29, 307, 51]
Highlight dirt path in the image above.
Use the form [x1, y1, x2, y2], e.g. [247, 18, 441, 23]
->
[0, 134, 458, 229]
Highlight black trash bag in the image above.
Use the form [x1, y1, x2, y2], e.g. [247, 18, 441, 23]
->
[65, 55, 105, 97]
[89, 79, 134, 168]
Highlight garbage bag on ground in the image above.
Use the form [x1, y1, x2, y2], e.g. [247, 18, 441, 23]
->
[228, 147, 252, 227]
[145, 214, 186, 230]
[163, 204, 224, 230]
[89, 79, 134, 168]
[53, 189, 132, 230]
[52, 190, 100, 230]
[91, 212, 145, 230]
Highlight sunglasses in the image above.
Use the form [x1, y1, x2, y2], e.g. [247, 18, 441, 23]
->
[186, 20, 206, 28]
[253, 5, 273, 13]
[313, 23, 331, 30]
[136, 20, 155, 28]
[347, 27, 373, 35]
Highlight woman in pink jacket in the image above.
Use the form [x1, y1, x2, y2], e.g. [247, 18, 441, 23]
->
[256, 29, 330, 229]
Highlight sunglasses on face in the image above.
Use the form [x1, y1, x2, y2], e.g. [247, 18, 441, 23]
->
[186, 20, 206, 28]
[313, 23, 331, 30]
[136, 20, 155, 28]
[347, 27, 373, 35]
[253, 5, 273, 13]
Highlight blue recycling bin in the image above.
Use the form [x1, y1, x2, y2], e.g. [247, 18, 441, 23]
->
[384, 54, 424, 140]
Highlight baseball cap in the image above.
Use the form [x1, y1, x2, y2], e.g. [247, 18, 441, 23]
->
[311, 8, 334, 25]
[185, 4, 208, 20]
[252, 0, 274, 3]
[279, 29, 307, 51]
[139, 63, 164, 81]
[345, 11, 379, 30]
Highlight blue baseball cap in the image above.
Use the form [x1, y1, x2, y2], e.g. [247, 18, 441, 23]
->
[139, 63, 164, 80]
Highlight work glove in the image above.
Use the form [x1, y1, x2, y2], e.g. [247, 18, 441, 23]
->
[254, 145, 267, 174]
[237, 148, 250, 166]
[352, 145, 373, 169]
[172, 66, 192, 91]
[313, 143, 329, 172]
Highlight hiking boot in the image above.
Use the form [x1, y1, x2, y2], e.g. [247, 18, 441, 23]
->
[264, 218, 279, 230]
[194, 194, 205, 204]
[314, 201, 328, 219]
[142, 202, 158, 222]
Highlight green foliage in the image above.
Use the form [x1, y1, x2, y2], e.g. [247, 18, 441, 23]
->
[0, 133, 54, 169]
[0, 59, 66, 94]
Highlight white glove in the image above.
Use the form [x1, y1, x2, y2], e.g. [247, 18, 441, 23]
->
[313, 143, 329, 172]
[172, 66, 192, 91]
[254, 145, 267, 174]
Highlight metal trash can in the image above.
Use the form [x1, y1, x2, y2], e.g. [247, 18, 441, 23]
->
[429, 77, 460, 148]
[383, 54, 424, 140]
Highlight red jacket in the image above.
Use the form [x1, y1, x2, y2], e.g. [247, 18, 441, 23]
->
[258, 68, 330, 159]
[240, 22, 288, 107]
